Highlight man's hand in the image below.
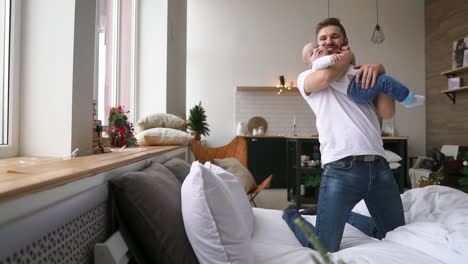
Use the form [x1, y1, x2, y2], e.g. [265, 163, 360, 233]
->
[353, 64, 386, 89]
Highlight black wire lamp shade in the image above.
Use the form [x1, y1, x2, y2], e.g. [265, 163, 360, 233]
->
[371, 0, 385, 44]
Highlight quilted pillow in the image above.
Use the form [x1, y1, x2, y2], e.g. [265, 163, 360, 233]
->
[213, 158, 257, 193]
[181, 162, 254, 264]
[135, 113, 187, 133]
[136, 128, 193, 146]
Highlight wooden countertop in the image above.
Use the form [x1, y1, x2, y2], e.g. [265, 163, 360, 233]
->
[0, 146, 183, 203]
[243, 135, 408, 140]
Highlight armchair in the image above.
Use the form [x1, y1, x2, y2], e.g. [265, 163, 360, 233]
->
[189, 137, 272, 206]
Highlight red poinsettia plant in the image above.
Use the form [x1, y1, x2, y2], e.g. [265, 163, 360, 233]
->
[108, 106, 138, 148]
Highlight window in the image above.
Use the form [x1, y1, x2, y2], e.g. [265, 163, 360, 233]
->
[97, 0, 138, 125]
[0, 0, 19, 158]
[0, 0, 11, 145]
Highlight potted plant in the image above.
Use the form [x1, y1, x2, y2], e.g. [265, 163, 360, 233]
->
[304, 174, 321, 201]
[187, 101, 210, 141]
[107, 106, 137, 148]
[458, 153, 468, 192]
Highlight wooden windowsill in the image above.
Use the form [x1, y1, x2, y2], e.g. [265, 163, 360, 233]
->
[0, 146, 184, 203]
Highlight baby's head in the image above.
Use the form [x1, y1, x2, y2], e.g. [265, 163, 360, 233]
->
[302, 42, 325, 67]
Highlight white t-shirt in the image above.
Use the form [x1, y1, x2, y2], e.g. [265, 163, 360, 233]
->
[297, 69, 385, 165]
[311, 55, 358, 95]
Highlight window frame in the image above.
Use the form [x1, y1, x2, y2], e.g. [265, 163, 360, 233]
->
[0, 0, 21, 158]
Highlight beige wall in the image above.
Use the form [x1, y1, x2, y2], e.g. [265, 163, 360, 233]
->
[187, 0, 426, 156]
[425, 0, 468, 151]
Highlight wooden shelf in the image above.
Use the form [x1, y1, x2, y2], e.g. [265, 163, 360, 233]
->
[440, 85, 468, 93]
[440, 65, 468, 76]
[0, 146, 184, 203]
[237, 86, 299, 92]
[440, 85, 468, 103]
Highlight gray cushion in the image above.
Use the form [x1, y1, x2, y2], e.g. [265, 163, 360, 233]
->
[109, 161, 199, 264]
[163, 158, 191, 183]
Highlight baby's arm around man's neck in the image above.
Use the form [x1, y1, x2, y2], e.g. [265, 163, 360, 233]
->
[303, 50, 354, 95]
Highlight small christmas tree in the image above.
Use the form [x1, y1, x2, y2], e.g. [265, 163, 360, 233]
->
[187, 102, 210, 141]
[108, 106, 137, 148]
[458, 153, 468, 193]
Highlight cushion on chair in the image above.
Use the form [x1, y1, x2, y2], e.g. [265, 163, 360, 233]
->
[163, 157, 191, 183]
[136, 128, 193, 146]
[109, 161, 199, 264]
[135, 113, 187, 133]
[213, 157, 257, 193]
[181, 161, 254, 264]
[204, 161, 255, 237]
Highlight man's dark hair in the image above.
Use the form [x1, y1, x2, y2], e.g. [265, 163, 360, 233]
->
[315, 17, 347, 40]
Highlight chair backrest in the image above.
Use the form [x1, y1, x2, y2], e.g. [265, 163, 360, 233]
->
[189, 137, 248, 167]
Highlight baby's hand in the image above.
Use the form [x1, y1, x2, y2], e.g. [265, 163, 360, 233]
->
[331, 54, 343, 64]
[341, 45, 351, 51]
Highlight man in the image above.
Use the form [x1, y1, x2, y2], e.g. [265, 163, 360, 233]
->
[283, 18, 405, 253]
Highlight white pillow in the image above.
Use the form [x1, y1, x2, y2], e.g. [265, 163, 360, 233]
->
[204, 161, 255, 237]
[389, 162, 401, 169]
[181, 162, 254, 264]
[384, 150, 402, 162]
[135, 113, 187, 133]
[135, 127, 193, 146]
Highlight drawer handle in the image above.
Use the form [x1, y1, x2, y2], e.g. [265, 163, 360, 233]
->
[251, 138, 258, 142]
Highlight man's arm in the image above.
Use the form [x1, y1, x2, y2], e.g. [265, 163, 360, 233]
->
[374, 93, 395, 119]
[303, 50, 354, 95]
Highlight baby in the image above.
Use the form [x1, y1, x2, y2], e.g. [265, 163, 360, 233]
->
[302, 42, 424, 108]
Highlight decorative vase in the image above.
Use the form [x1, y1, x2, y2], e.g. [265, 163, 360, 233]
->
[193, 132, 201, 141]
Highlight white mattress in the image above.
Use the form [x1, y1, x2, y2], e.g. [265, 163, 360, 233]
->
[251, 186, 468, 264]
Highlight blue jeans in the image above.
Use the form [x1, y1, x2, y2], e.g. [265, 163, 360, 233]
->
[348, 74, 413, 104]
[282, 157, 405, 252]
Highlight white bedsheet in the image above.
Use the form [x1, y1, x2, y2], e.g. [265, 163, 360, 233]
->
[252, 186, 468, 264]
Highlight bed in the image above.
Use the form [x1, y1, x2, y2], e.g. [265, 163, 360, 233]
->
[252, 185, 468, 263]
[1, 152, 466, 264]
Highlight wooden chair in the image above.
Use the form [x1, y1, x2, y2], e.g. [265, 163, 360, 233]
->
[189, 136, 273, 207]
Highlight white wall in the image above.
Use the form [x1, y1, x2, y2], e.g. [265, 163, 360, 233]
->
[72, 0, 98, 156]
[137, 0, 187, 121]
[20, 0, 76, 156]
[20, 0, 97, 157]
[166, 0, 187, 119]
[136, 0, 168, 120]
[187, 0, 426, 156]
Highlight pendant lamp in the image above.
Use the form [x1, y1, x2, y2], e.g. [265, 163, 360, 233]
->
[371, 0, 384, 44]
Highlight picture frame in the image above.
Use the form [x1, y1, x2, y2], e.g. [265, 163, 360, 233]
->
[452, 35, 468, 69]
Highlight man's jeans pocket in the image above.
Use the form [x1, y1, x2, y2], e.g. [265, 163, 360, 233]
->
[325, 159, 353, 170]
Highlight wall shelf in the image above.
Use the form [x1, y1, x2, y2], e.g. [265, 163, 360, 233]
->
[440, 67, 468, 104]
[237, 86, 299, 92]
[440, 65, 468, 76]
[440, 86, 468, 104]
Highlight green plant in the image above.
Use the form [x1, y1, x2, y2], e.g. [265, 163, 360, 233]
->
[108, 106, 137, 148]
[304, 174, 321, 188]
[294, 219, 346, 264]
[458, 153, 468, 192]
[187, 101, 210, 140]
